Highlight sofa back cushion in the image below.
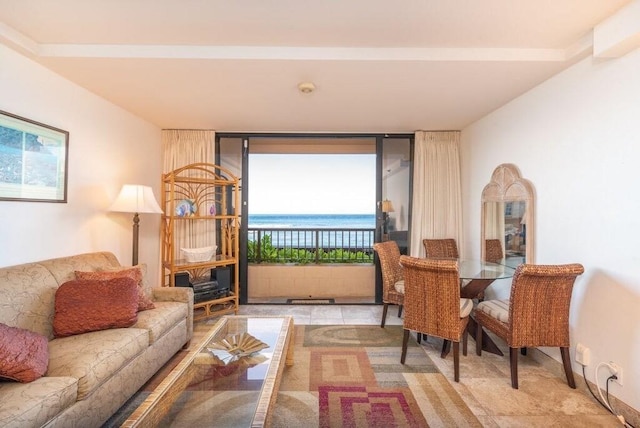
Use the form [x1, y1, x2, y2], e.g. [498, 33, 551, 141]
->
[0, 263, 59, 338]
[39, 252, 121, 285]
[0, 252, 122, 339]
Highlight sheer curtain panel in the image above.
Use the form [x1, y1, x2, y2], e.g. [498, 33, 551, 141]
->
[410, 131, 463, 257]
[162, 130, 216, 256]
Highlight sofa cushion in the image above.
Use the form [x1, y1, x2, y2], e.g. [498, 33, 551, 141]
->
[0, 263, 60, 339]
[0, 376, 77, 428]
[75, 264, 155, 311]
[0, 323, 49, 383]
[133, 301, 188, 344]
[47, 327, 149, 400]
[53, 278, 139, 338]
[38, 252, 121, 286]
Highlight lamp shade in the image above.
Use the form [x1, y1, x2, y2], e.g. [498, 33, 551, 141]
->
[109, 184, 163, 214]
[381, 200, 394, 213]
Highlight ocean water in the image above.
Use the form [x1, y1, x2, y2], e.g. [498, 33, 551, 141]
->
[248, 214, 376, 249]
[248, 214, 375, 229]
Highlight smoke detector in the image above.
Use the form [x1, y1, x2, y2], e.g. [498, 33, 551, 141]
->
[298, 82, 316, 94]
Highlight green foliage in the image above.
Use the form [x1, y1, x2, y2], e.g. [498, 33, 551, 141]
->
[247, 234, 279, 262]
[247, 235, 373, 264]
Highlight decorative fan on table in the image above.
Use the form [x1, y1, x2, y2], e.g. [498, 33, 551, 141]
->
[206, 333, 269, 365]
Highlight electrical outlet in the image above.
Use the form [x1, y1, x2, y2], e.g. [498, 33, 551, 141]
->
[576, 343, 590, 366]
[609, 362, 623, 386]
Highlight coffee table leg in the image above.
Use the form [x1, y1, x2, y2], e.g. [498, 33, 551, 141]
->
[286, 319, 295, 366]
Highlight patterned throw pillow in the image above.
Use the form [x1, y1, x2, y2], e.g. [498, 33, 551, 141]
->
[53, 277, 139, 338]
[75, 265, 155, 311]
[0, 323, 49, 382]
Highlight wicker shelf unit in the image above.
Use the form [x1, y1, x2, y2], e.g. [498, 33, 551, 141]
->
[161, 163, 240, 321]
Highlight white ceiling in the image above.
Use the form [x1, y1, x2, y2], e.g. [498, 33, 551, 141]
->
[0, 0, 632, 133]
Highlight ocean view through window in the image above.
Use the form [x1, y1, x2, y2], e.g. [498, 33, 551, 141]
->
[248, 213, 375, 229]
[248, 154, 376, 263]
[249, 213, 375, 250]
[247, 214, 376, 263]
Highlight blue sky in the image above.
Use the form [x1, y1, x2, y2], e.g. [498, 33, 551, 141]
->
[249, 154, 375, 214]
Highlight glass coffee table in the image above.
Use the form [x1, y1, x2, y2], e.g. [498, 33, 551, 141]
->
[122, 315, 294, 428]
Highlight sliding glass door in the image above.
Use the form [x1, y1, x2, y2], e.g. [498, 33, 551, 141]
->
[218, 133, 412, 304]
[375, 136, 413, 302]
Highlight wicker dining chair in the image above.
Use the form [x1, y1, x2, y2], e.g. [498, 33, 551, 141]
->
[399, 256, 472, 382]
[423, 238, 467, 298]
[423, 238, 459, 259]
[372, 241, 404, 328]
[485, 239, 504, 263]
[475, 263, 585, 389]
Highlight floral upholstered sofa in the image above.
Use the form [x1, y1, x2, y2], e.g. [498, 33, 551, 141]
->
[0, 252, 194, 428]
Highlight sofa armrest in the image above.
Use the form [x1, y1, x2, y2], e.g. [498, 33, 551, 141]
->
[152, 287, 194, 342]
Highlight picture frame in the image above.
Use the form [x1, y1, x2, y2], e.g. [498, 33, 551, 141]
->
[0, 110, 69, 202]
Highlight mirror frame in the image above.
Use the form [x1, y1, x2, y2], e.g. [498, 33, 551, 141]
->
[481, 163, 535, 264]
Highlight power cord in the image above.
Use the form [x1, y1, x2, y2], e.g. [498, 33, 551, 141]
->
[606, 376, 636, 428]
[582, 363, 635, 427]
[582, 364, 611, 411]
[595, 363, 614, 413]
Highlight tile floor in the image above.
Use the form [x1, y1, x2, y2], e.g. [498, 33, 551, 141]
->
[236, 303, 624, 427]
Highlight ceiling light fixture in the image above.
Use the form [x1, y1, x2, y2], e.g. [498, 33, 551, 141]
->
[298, 82, 316, 94]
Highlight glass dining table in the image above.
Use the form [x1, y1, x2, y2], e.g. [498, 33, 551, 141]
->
[442, 259, 517, 357]
[458, 259, 516, 300]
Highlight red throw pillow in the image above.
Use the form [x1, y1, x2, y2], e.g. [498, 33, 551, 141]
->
[0, 323, 49, 382]
[75, 265, 155, 311]
[53, 277, 139, 338]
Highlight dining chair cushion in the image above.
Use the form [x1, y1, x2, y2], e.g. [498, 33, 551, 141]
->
[394, 280, 405, 294]
[460, 298, 473, 318]
[476, 299, 509, 323]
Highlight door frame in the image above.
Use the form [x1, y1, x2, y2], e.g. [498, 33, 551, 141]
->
[216, 132, 414, 304]
[375, 135, 415, 303]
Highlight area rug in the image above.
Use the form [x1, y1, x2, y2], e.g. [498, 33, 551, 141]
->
[271, 325, 481, 427]
[103, 325, 481, 427]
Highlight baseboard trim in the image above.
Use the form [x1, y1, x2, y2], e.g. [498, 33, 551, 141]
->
[529, 348, 639, 427]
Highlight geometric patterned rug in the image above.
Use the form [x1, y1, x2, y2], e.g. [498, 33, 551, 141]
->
[270, 325, 482, 427]
[103, 324, 481, 427]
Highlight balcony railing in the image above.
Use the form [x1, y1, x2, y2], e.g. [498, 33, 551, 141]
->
[248, 227, 375, 264]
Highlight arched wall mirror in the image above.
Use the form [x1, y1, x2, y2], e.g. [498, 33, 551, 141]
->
[481, 164, 535, 266]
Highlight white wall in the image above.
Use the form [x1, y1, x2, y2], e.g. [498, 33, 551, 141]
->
[460, 48, 640, 411]
[0, 46, 163, 284]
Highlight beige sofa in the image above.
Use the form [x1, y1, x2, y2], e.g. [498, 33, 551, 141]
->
[0, 252, 194, 428]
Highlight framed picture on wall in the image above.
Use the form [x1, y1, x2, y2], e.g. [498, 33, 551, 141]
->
[0, 110, 69, 202]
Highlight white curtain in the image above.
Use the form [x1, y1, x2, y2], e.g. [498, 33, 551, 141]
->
[162, 130, 216, 258]
[162, 130, 215, 172]
[410, 131, 463, 257]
